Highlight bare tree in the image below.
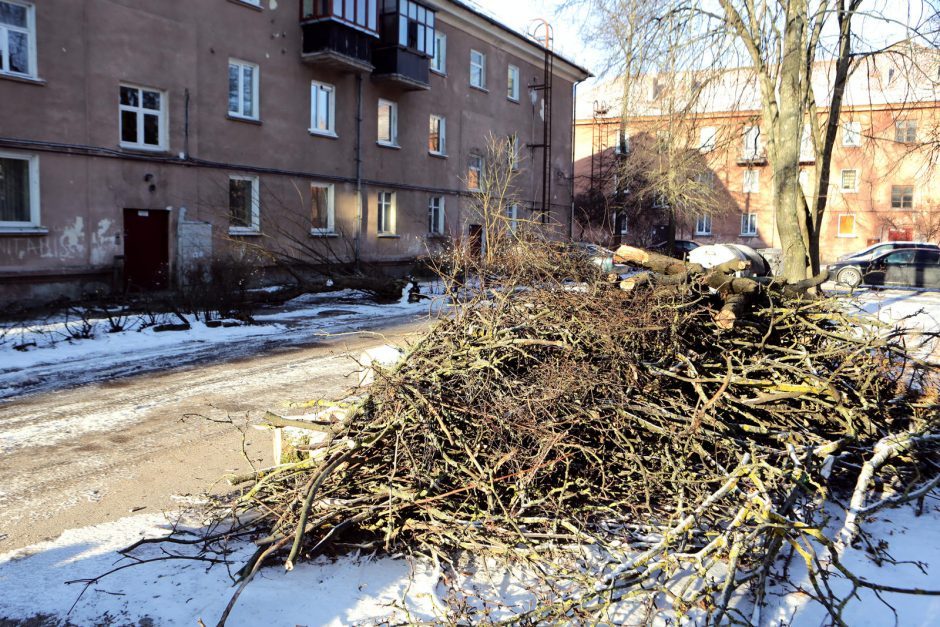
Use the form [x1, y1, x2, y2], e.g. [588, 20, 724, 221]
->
[568, 0, 940, 283]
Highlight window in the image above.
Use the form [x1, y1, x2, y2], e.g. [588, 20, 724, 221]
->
[695, 214, 712, 236]
[695, 170, 715, 187]
[743, 169, 759, 194]
[428, 195, 444, 234]
[653, 193, 668, 208]
[470, 49, 486, 89]
[507, 64, 520, 101]
[614, 129, 629, 155]
[430, 31, 446, 73]
[506, 204, 519, 232]
[310, 80, 336, 136]
[119, 85, 167, 150]
[843, 121, 861, 147]
[840, 169, 858, 192]
[895, 120, 917, 143]
[0, 0, 35, 78]
[885, 250, 916, 265]
[799, 123, 814, 162]
[891, 185, 913, 209]
[508, 134, 520, 170]
[740, 213, 757, 236]
[618, 211, 628, 235]
[390, 0, 435, 55]
[377, 99, 398, 146]
[743, 125, 761, 160]
[699, 126, 717, 153]
[0, 151, 39, 228]
[377, 191, 395, 234]
[837, 214, 856, 237]
[428, 114, 445, 155]
[310, 182, 335, 234]
[468, 154, 483, 191]
[302, 0, 378, 33]
[228, 175, 259, 233]
[228, 60, 259, 120]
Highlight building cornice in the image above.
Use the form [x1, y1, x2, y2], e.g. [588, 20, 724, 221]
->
[430, 1, 592, 84]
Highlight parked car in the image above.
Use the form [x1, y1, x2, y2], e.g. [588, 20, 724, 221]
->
[828, 247, 940, 288]
[836, 241, 939, 263]
[652, 239, 701, 260]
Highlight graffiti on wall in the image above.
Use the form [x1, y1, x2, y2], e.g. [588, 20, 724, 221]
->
[0, 217, 121, 266]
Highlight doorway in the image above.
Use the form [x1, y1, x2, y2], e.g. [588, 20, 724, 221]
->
[123, 208, 170, 290]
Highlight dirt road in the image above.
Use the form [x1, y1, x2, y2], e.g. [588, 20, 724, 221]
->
[0, 319, 429, 552]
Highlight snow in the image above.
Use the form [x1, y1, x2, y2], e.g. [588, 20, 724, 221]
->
[0, 283, 447, 401]
[2, 499, 940, 625]
[1, 285, 939, 625]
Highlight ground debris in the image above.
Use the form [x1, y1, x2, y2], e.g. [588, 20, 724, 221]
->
[197, 243, 939, 625]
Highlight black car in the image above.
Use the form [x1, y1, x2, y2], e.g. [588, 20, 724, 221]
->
[652, 239, 701, 260]
[828, 247, 940, 289]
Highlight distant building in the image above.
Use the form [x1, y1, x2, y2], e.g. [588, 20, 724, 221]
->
[574, 48, 940, 262]
[0, 0, 590, 303]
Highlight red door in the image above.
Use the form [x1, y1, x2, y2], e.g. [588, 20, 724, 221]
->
[123, 208, 169, 290]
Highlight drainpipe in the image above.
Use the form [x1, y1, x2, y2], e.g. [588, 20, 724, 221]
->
[570, 76, 588, 241]
[354, 73, 364, 268]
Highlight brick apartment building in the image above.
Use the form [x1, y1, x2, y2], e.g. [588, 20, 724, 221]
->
[0, 0, 590, 302]
[574, 50, 940, 263]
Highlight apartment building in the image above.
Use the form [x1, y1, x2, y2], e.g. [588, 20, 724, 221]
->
[574, 50, 940, 263]
[0, 0, 590, 302]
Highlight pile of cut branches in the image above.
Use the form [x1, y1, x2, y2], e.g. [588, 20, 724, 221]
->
[210, 243, 939, 625]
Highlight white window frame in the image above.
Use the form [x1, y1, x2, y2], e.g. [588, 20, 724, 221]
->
[470, 49, 486, 89]
[377, 191, 396, 235]
[430, 31, 446, 74]
[895, 119, 917, 143]
[618, 211, 629, 235]
[428, 195, 445, 234]
[799, 123, 814, 162]
[699, 126, 717, 153]
[228, 175, 260, 234]
[840, 168, 858, 193]
[740, 213, 757, 236]
[506, 203, 520, 233]
[837, 214, 856, 238]
[429, 114, 446, 155]
[842, 121, 861, 147]
[507, 64, 520, 102]
[468, 154, 483, 191]
[309, 80, 336, 137]
[228, 59, 260, 121]
[309, 182, 335, 235]
[119, 84, 168, 151]
[695, 214, 712, 236]
[0, 150, 40, 229]
[377, 98, 398, 147]
[743, 169, 759, 194]
[743, 125, 761, 160]
[508, 134, 520, 171]
[0, 0, 37, 79]
[614, 129, 629, 155]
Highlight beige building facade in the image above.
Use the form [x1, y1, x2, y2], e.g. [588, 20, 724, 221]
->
[0, 0, 589, 302]
[575, 53, 940, 263]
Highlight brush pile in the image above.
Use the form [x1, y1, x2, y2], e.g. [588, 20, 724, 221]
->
[214, 242, 940, 624]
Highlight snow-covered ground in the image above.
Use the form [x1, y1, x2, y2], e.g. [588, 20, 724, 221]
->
[1, 499, 939, 625]
[0, 284, 446, 401]
[0, 285, 938, 625]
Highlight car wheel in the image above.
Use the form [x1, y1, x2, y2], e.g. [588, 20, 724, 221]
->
[837, 267, 862, 288]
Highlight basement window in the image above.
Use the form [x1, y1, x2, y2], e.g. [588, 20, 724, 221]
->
[0, 151, 40, 229]
[229, 175, 260, 234]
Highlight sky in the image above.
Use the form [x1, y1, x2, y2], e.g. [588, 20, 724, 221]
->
[464, 0, 937, 82]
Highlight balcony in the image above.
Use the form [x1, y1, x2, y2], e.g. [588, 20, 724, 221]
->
[371, 0, 435, 90]
[300, 1, 379, 73]
[372, 47, 430, 90]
